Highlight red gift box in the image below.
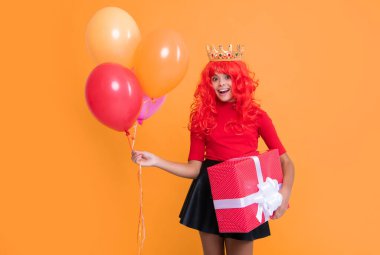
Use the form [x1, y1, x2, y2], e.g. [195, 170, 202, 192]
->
[207, 149, 284, 233]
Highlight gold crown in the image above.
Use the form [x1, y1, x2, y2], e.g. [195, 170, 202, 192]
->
[206, 44, 244, 61]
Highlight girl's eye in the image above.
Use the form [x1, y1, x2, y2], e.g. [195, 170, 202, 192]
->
[225, 74, 231, 80]
[211, 76, 218, 82]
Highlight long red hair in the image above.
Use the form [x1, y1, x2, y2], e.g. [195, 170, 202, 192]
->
[189, 61, 260, 136]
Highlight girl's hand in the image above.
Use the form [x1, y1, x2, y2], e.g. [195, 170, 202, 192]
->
[131, 150, 158, 167]
[271, 188, 290, 220]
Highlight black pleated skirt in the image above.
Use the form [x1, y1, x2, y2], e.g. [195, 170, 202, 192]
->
[179, 159, 270, 241]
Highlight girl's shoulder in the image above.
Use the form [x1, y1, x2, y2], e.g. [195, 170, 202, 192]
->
[255, 106, 266, 117]
[255, 107, 273, 126]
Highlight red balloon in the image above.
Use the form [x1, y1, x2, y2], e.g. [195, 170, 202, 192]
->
[85, 63, 143, 132]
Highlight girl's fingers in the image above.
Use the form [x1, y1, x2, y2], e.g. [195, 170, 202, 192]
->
[131, 154, 141, 162]
[273, 207, 286, 219]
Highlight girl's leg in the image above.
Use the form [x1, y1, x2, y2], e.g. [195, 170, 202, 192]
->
[199, 231, 225, 255]
[225, 238, 253, 255]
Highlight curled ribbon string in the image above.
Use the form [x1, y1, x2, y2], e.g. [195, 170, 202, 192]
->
[126, 123, 146, 255]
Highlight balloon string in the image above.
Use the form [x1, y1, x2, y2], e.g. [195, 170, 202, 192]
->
[126, 132, 133, 151]
[132, 123, 138, 149]
[126, 123, 145, 255]
[125, 123, 138, 151]
[137, 163, 145, 255]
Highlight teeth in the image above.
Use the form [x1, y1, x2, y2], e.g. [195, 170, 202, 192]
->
[218, 88, 230, 93]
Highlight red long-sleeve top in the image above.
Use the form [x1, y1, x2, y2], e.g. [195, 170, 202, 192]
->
[188, 101, 286, 161]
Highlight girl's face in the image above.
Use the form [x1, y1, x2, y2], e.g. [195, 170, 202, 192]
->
[211, 73, 234, 102]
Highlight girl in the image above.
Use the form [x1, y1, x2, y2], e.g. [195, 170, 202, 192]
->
[132, 45, 295, 255]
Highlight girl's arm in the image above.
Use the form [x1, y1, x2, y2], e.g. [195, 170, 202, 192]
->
[131, 150, 202, 179]
[272, 152, 295, 219]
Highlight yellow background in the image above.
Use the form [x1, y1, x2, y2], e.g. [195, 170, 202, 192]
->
[1, 0, 379, 254]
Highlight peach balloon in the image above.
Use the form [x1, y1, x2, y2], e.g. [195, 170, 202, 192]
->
[134, 29, 189, 98]
[86, 7, 141, 68]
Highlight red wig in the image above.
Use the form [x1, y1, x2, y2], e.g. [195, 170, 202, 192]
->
[189, 61, 260, 136]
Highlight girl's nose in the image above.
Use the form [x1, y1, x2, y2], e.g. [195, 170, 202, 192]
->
[219, 78, 227, 86]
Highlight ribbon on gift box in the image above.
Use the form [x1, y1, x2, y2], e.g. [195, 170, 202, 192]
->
[213, 156, 283, 223]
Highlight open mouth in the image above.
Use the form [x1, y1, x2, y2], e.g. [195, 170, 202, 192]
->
[218, 88, 230, 95]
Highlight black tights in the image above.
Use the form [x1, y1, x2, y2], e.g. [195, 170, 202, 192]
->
[199, 231, 253, 255]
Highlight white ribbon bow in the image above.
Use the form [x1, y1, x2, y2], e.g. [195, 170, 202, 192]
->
[255, 177, 283, 222]
[213, 156, 283, 223]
